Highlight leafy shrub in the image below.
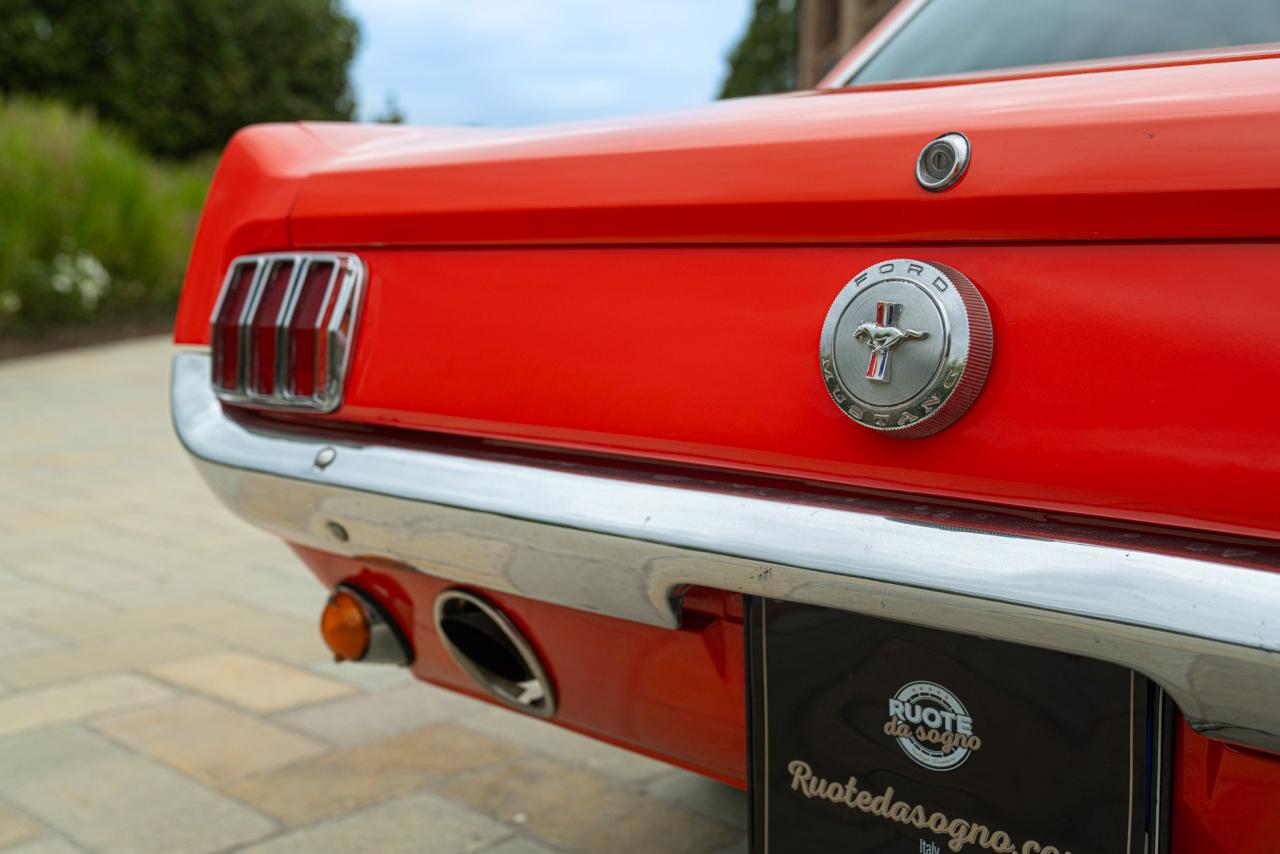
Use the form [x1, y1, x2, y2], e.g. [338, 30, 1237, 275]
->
[0, 1, 358, 159]
[0, 97, 212, 335]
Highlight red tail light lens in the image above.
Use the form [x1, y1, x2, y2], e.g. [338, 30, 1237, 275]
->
[247, 260, 295, 396]
[211, 262, 259, 392]
[286, 261, 337, 398]
[208, 253, 364, 411]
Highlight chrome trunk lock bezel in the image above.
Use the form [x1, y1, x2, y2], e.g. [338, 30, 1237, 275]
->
[916, 132, 970, 191]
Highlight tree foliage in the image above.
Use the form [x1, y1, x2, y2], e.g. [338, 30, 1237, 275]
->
[719, 0, 797, 99]
[0, 0, 359, 159]
[372, 92, 405, 125]
[0, 97, 212, 333]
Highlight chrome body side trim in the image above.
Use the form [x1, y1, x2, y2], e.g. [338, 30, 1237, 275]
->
[173, 350, 1280, 752]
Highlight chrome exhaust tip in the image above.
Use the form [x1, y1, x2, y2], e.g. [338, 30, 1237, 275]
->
[434, 589, 556, 719]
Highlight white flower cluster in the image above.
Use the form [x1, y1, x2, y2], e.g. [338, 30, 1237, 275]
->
[48, 252, 112, 310]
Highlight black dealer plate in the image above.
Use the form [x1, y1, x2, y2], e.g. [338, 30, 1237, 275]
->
[748, 600, 1171, 854]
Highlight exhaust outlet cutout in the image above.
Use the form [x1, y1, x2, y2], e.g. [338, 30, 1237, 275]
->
[434, 589, 556, 719]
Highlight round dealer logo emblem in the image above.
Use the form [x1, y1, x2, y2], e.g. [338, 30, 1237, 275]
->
[819, 259, 993, 437]
[884, 681, 982, 771]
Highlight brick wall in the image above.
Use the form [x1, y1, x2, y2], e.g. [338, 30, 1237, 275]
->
[796, 0, 898, 87]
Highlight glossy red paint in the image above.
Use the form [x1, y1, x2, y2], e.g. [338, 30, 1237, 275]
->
[169, 54, 1280, 304]
[175, 125, 327, 342]
[173, 54, 1280, 541]
[1173, 720, 1280, 852]
[192, 243, 1280, 542]
[294, 545, 746, 786]
[175, 123, 480, 342]
[291, 57, 1280, 248]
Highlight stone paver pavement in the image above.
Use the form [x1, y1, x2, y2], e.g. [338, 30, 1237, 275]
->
[0, 337, 747, 853]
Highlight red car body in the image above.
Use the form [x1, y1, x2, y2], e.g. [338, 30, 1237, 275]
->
[173, 7, 1280, 851]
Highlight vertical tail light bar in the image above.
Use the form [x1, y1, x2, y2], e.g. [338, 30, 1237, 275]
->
[209, 253, 364, 412]
[246, 259, 296, 398]
[210, 260, 262, 392]
[285, 260, 337, 399]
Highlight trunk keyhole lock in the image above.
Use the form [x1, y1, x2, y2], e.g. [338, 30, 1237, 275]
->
[916, 132, 970, 191]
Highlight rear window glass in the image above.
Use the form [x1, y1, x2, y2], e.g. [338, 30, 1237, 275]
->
[852, 0, 1280, 85]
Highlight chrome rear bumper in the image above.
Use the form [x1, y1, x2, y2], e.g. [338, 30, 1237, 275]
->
[173, 350, 1280, 752]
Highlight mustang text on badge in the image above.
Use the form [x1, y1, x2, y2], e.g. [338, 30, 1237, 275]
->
[820, 259, 993, 436]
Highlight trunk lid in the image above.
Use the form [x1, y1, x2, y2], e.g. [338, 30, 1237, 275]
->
[289, 56, 1280, 246]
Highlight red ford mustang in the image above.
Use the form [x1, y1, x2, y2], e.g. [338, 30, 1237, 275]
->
[172, 1, 1280, 850]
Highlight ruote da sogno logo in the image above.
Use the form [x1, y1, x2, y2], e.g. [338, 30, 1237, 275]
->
[884, 681, 982, 771]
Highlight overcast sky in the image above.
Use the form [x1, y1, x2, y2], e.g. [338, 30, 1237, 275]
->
[345, 0, 753, 127]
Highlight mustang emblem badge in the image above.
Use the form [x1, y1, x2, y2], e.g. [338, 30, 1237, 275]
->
[853, 302, 928, 383]
[819, 259, 993, 437]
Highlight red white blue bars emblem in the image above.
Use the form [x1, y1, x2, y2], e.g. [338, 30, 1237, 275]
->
[865, 302, 899, 381]
[852, 301, 928, 385]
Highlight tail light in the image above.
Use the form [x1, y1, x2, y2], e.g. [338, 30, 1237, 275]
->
[209, 253, 364, 412]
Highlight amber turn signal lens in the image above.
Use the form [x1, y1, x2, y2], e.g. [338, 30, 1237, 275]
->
[321, 590, 370, 662]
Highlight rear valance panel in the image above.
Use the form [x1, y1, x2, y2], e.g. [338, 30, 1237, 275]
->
[334, 243, 1280, 540]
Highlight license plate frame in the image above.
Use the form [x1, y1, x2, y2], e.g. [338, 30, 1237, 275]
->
[747, 598, 1173, 854]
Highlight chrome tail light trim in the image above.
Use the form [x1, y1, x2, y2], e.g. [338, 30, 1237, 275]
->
[172, 350, 1280, 753]
[208, 252, 364, 413]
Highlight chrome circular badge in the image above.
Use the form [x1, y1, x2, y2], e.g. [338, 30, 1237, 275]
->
[819, 259, 992, 437]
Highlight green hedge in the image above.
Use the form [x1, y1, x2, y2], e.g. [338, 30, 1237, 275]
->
[0, 97, 212, 336]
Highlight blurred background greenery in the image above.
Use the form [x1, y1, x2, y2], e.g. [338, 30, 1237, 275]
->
[0, 0, 796, 352]
[720, 0, 796, 98]
[0, 0, 360, 349]
[0, 98, 213, 342]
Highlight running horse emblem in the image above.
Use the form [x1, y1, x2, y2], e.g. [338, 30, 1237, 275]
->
[853, 302, 929, 383]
